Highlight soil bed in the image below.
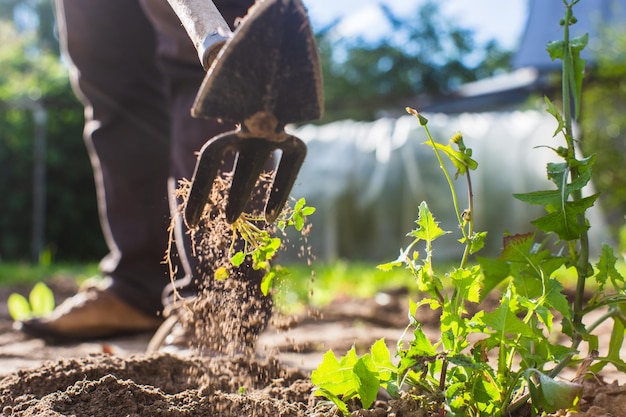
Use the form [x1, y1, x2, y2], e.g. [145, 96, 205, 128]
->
[1, 280, 626, 416]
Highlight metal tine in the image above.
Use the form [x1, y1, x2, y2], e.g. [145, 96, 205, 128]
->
[264, 135, 307, 223]
[225, 138, 274, 223]
[184, 132, 236, 228]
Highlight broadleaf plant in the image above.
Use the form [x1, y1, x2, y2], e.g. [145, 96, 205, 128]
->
[312, 1, 626, 415]
[8, 282, 55, 321]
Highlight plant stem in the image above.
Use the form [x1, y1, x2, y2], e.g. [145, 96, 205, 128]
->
[423, 125, 465, 236]
[561, 0, 589, 331]
[460, 171, 474, 268]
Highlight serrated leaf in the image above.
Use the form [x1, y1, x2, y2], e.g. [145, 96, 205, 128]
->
[595, 244, 624, 291]
[482, 302, 534, 338]
[544, 278, 571, 319]
[370, 339, 394, 382]
[449, 266, 482, 303]
[544, 96, 565, 137]
[410, 202, 449, 242]
[354, 355, 379, 408]
[29, 282, 55, 317]
[531, 194, 598, 240]
[500, 232, 535, 263]
[7, 293, 31, 321]
[547, 161, 568, 189]
[311, 350, 356, 396]
[409, 326, 436, 356]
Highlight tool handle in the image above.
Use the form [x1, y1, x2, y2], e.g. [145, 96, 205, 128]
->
[167, 0, 232, 69]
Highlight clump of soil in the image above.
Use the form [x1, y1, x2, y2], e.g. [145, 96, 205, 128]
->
[0, 353, 312, 416]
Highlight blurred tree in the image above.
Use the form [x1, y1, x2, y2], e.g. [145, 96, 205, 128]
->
[0, 20, 105, 262]
[580, 28, 626, 232]
[317, 1, 512, 122]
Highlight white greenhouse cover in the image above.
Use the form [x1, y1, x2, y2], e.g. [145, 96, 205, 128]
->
[286, 111, 609, 262]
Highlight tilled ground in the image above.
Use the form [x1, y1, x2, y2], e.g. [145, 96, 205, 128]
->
[1, 279, 625, 416]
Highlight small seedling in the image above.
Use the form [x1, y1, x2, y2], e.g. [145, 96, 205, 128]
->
[8, 282, 55, 321]
[223, 197, 315, 295]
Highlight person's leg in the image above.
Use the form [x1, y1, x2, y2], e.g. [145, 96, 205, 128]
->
[17, 0, 172, 340]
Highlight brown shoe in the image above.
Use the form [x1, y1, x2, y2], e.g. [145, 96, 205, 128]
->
[14, 278, 163, 343]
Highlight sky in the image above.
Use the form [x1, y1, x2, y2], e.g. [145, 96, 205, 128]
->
[304, 0, 529, 50]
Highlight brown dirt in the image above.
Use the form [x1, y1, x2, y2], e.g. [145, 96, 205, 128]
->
[1, 282, 625, 416]
[1, 179, 625, 416]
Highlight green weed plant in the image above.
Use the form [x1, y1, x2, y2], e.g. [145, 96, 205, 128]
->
[8, 282, 55, 321]
[312, 1, 626, 415]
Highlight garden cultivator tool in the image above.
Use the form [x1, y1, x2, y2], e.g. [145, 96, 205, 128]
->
[168, 0, 323, 226]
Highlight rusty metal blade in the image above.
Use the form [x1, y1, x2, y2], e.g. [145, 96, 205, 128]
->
[225, 138, 274, 223]
[191, 0, 323, 125]
[265, 136, 307, 223]
[184, 132, 237, 228]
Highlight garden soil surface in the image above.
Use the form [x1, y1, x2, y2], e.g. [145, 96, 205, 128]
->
[1, 278, 626, 417]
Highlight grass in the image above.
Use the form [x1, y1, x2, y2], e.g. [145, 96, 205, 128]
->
[0, 262, 99, 287]
[1, 258, 623, 313]
[274, 261, 416, 313]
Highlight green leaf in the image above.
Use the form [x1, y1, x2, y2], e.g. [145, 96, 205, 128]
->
[514, 190, 562, 206]
[354, 355, 379, 408]
[547, 40, 565, 61]
[311, 350, 356, 396]
[500, 232, 535, 263]
[7, 293, 31, 321]
[409, 326, 436, 356]
[544, 278, 571, 319]
[477, 256, 510, 298]
[423, 141, 478, 177]
[260, 270, 275, 296]
[293, 213, 304, 231]
[29, 282, 55, 317]
[449, 266, 482, 304]
[410, 202, 449, 242]
[531, 194, 598, 240]
[469, 231, 487, 254]
[370, 339, 394, 382]
[315, 388, 350, 417]
[302, 207, 316, 216]
[231, 251, 246, 267]
[538, 372, 582, 413]
[482, 302, 534, 338]
[544, 96, 565, 137]
[595, 244, 624, 291]
[376, 260, 403, 271]
[294, 197, 306, 211]
[607, 314, 625, 366]
[569, 34, 588, 120]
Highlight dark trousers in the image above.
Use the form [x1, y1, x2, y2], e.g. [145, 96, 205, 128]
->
[54, 0, 255, 315]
